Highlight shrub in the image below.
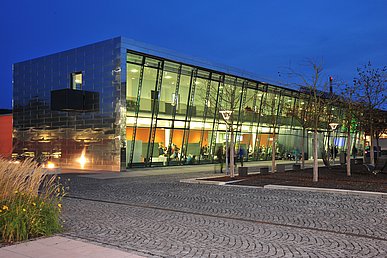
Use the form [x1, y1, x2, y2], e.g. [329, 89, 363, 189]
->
[0, 158, 64, 243]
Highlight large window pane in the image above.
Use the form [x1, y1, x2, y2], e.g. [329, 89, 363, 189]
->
[126, 63, 142, 113]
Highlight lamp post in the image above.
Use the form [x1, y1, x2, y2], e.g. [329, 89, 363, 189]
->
[220, 110, 233, 176]
[329, 122, 339, 165]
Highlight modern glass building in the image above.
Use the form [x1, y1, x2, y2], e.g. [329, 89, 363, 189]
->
[12, 37, 362, 171]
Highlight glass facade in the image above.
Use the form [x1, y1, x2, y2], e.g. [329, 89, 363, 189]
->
[13, 38, 123, 171]
[123, 49, 357, 168]
[13, 37, 362, 171]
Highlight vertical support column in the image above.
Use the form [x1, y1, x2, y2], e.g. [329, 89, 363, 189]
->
[235, 80, 247, 150]
[181, 68, 198, 164]
[199, 73, 212, 163]
[167, 65, 182, 164]
[247, 83, 259, 158]
[128, 56, 145, 167]
[146, 60, 164, 167]
[254, 85, 267, 160]
[209, 77, 224, 162]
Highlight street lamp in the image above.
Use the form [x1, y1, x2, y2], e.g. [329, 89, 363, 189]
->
[329, 122, 339, 165]
[329, 122, 338, 130]
[220, 110, 233, 176]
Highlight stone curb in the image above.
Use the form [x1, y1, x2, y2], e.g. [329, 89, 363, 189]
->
[264, 184, 387, 198]
[224, 184, 264, 189]
[180, 177, 387, 197]
[180, 176, 245, 186]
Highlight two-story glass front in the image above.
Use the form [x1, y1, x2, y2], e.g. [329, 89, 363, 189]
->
[124, 50, 353, 168]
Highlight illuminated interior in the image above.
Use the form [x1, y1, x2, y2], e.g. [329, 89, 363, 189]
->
[124, 51, 357, 168]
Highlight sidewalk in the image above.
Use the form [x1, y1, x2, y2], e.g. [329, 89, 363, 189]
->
[0, 236, 144, 258]
[77, 159, 327, 180]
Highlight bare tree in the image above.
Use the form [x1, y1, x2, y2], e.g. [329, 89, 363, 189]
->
[353, 62, 387, 165]
[290, 93, 313, 169]
[196, 77, 245, 177]
[287, 59, 334, 182]
[260, 90, 282, 172]
[340, 83, 361, 177]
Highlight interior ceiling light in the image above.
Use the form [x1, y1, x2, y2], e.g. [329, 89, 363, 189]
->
[165, 75, 172, 79]
[130, 69, 138, 73]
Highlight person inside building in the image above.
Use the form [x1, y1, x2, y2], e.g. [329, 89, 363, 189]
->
[352, 146, 358, 159]
[158, 143, 165, 156]
[215, 146, 224, 173]
[238, 146, 245, 167]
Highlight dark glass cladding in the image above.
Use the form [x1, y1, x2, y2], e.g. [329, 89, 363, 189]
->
[51, 89, 99, 112]
[13, 38, 122, 171]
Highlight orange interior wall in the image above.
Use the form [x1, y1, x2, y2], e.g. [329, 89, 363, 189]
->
[241, 134, 252, 145]
[0, 115, 12, 157]
[258, 134, 271, 146]
[126, 127, 165, 143]
[126, 127, 133, 140]
[154, 129, 165, 144]
[126, 127, 208, 147]
[171, 130, 184, 147]
[126, 127, 150, 142]
[188, 130, 203, 144]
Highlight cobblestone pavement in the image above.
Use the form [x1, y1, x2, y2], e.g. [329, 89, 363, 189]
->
[60, 171, 387, 257]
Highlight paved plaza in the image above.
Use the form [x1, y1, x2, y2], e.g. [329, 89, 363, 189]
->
[55, 166, 387, 257]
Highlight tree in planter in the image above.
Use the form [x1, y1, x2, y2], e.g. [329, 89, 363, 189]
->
[260, 89, 282, 173]
[339, 83, 362, 177]
[353, 62, 387, 165]
[287, 60, 336, 182]
[290, 93, 313, 169]
[199, 76, 246, 178]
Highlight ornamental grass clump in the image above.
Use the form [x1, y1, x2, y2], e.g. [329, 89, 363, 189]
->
[0, 158, 65, 243]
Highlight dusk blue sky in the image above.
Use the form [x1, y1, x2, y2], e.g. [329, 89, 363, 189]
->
[1, 0, 386, 109]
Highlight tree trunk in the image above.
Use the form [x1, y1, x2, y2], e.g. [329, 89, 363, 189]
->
[346, 126, 351, 177]
[376, 135, 381, 160]
[301, 128, 305, 169]
[272, 132, 276, 173]
[230, 128, 235, 177]
[370, 125, 375, 165]
[313, 130, 318, 182]
[352, 131, 357, 151]
[363, 133, 367, 163]
[327, 130, 331, 165]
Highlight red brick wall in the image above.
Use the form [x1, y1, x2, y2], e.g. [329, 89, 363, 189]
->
[0, 114, 12, 158]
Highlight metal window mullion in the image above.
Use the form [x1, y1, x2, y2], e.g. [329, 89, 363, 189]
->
[209, 77, 224, 162]
[246, 83, 259, 158]
[275, 91, 283, 135]
[254, 86, 267, 160]
[146, 61, 164, 167]
[167, 64, 182, 164]
[235, 80, 247, 149]
[181, 68, 197, 162]
[199, 73, 212, 163]
[290, 92, 298, 130]
[128, 56, 145, 167]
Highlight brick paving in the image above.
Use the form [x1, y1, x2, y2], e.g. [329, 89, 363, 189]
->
[59, 170, 387, 257]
